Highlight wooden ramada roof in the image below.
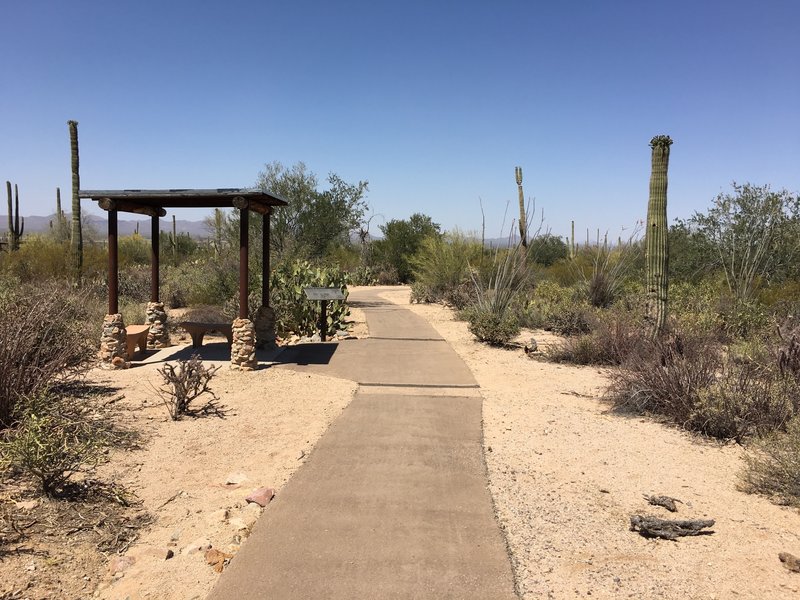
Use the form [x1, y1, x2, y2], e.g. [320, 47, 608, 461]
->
[79, 188, 288, 216]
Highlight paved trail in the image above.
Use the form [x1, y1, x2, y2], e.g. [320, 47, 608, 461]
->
[208, 287, 517, 599]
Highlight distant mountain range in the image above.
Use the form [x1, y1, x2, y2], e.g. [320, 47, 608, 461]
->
[0, 213, 213, 239]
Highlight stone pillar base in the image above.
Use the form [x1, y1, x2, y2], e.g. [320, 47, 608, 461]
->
[146, 301, 170, 349]
[254, 305, 277, 350]
[231, 318, 258, 371]
[99, 313, 129, 370]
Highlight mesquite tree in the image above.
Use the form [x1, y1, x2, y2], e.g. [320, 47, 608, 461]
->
[68, 120, 83, 284]
[645, 134, 673, 338]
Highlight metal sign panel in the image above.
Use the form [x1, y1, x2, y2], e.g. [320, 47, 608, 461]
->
[303, 287, 345, 301]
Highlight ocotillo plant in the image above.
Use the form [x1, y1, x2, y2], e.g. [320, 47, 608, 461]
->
[515, 166, 527, 248]
[5, 181, 24, 251]
[68, 120, 83, 284]
[645, 134, 673, 339]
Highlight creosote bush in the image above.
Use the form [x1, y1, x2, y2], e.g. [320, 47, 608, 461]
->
[157, 355, 220, 420]
[463, 306, 520, 346]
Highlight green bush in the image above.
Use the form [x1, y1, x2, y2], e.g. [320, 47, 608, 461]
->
[411, 231, 482, 304]
[741, 417, 800, 506]
[464, 306, 520, 345]
[519, 280, 591, 335]
[1, 392, 103, 496]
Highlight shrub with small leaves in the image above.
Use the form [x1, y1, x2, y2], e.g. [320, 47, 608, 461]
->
[741, 417, 800, 506]
[464, 306, 520, 346]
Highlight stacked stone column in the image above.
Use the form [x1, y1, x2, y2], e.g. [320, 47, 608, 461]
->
[99, 313, 129, 369]
[146, 301, 170, 349]
[231, 318, 258, 370]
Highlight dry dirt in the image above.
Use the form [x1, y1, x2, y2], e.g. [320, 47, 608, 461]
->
[3, 292, 800, 599]
[382, 287, 800, 600]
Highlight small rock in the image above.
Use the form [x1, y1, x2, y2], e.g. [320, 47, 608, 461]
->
[165, 549, 175, 560]
[228, 517, 248, 531]
[780, 552, 800, 573]
[182, 538, 212, 555]
[245, 487, 275, 507]
[223, 472, 248, 486]
[14, 500, 38, 511]
[108, 555, 136, 575]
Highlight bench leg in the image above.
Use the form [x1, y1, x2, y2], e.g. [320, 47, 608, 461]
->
[190, 331, 205, 347]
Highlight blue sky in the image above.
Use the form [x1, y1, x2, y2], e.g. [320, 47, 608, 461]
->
[2, 0, 798, 239]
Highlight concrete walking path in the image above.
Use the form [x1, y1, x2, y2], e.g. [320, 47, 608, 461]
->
[208, 287, 517, 599]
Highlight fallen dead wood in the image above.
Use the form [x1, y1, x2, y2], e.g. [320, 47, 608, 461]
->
[644, 494, 682, 512]
[630, 515, 715, 540]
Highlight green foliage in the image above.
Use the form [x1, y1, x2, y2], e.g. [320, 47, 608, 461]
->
[410, 231, 482, 305]
[529, 234, 569, 266]
[687, 182, 800, 302]
[742, 417, 800, 506]
[0, 236, 105, 282]
[669, 220, 716, 282]
[464, 306, 520, 345]
[255, 161, 369, 260]
[520, 280, 591, 335]
[1, 392, 103, 497]
[269, 260, 351, 337]
[373, 213, 441, 283]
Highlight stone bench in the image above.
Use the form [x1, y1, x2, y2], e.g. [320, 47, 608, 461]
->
[125, 325, 150, 359]
[179, 322, 233, 347]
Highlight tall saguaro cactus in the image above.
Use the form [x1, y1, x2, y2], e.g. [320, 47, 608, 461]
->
[6, 181, 24, 251]
[645, 134, 673, 339]
[68, 120, 83, 284]
[515, 166, 527, 248]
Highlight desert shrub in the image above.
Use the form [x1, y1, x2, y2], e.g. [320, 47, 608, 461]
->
[118, 234, 150, 267]
[411, 231, 482, 304]
[157, 355, 220, 420]
[118, 265, 152, 303]
[670, 280, 725, 335]
[0, 392, 103, 496]
[519, 280, 591, 335]
[374, 266, 400, 285]
[0, 281, 95, 427]
[0, 236, 106, 283]
[269, 260, 350, 337]
[576, 241, 642, 308]
[547, 305, 643, 366]
[349, 265, 377, 286]
[162, 256, 240, 307]
[464, 306, 519, 346]
[741, 417, 800, 506]
[608, 328, 800, 440]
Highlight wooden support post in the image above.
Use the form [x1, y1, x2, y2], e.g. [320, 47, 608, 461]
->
[262, 211, 270, 307]
[239, 206, 249, 319]
[150, 214, 160, 302]
[108, 209, 119, 314]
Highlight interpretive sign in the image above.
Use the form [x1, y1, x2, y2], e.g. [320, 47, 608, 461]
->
[303, 287, 346, 341]
[303, 287, 345, 301]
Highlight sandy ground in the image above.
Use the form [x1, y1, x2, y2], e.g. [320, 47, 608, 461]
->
[378, 288, 800, 600]
[85, 322, 362, 599]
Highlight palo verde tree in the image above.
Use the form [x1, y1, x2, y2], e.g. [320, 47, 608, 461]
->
[374, 213, 441, 283]
[645, 134, 672, 338]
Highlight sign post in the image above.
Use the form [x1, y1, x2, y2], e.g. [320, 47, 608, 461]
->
[303, 287, 346, 341]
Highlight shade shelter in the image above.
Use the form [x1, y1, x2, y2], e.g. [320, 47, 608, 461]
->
[80, 188, 287, 370]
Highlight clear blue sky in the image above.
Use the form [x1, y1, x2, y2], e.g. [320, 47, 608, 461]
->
[2, 0, 798, 240]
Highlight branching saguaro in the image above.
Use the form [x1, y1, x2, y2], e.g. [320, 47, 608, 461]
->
[5, 181, 24, 251]
[68, 120, 83, 284]
[645, 135, 673, 339]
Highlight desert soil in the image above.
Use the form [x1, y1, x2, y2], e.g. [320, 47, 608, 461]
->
[3, 290, 800, 599]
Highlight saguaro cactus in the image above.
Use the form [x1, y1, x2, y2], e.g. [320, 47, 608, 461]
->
[169, 214, 178, 262]
[68, 120, 83, 284]
[645, 134, 673, 339]
[6, 181, 24, 251]
[515, 166, 527, 248]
